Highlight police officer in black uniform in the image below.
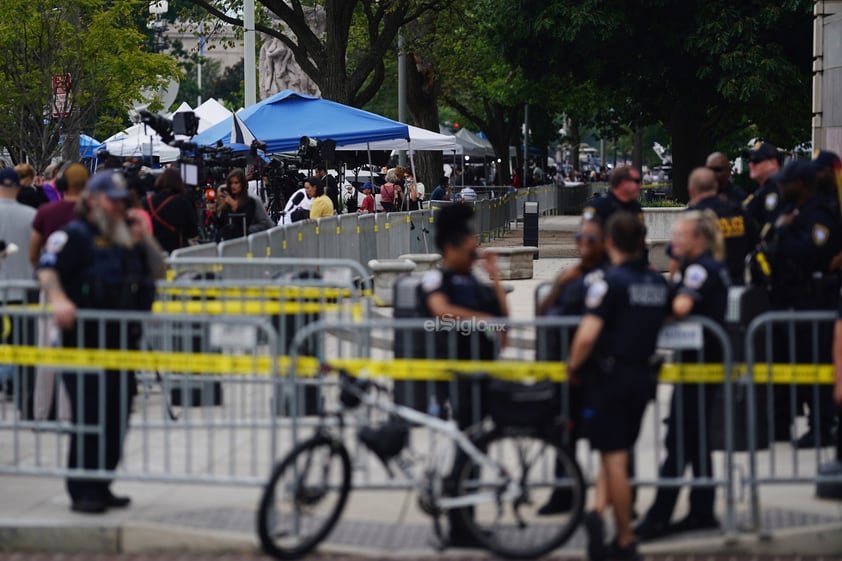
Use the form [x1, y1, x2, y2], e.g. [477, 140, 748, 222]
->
[706, 152, 747, 205]
[38, 171, 165, 514]
[742, 142, 783, 232]
[569, 212, 669, 561]
[535, 218, 610, 515]
[761, 160, 841, 447]
[582, 166, 644, 226]
[637, 210, 729, 541]
[673, 167, 756, 285]
[421, 203, 508, 546]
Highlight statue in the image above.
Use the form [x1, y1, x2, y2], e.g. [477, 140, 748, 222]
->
[259, 5, 325, 99]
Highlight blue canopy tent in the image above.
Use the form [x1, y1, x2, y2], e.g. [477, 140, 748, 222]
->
[193, 90, 409, 153]
[80, 134, 104, 159]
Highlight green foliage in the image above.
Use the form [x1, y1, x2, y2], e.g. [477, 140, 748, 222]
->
[0, 0, 178, 168]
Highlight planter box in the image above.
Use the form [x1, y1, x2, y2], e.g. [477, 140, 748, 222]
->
[482, 246, 538, 280]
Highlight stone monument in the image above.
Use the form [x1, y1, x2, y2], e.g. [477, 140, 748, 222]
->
[258, 5, 325, 99]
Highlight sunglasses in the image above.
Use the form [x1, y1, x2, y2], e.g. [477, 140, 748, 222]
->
[575, 233, 599, 244]
[708, 166, 726, 173]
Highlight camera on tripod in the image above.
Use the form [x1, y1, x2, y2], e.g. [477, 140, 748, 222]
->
[298, 136, 336, 163]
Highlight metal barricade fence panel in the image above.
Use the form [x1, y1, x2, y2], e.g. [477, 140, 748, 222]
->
[283, 222, 305, 259]
[408, 210, 430, 254]
[0, 308, 282, 485]
[218, 238, 251, 278]
[249, 230, 270, 259]
[743, 310, 840, 532]
[170, 243, 218, 260]
[268, 226, 286, 259]
[374, 212, 390, 260]
[338, 213, 363, 266]
[358, 213, 377, 269]
[316, 216, 342, 261]
[386, 212, 412, 258]
[280, 314, 737, 533]
[298, 220, 318, 259]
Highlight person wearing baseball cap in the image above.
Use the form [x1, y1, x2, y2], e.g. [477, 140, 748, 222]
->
[741, 142, 782, 231]
[37, 170, 165, 514]
[812, 150, 842, 207]
[761, 159, 841, 448]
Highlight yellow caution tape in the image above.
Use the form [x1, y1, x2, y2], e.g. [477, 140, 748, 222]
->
[157, 286, 358, 299]
[151, 300, 365, 315]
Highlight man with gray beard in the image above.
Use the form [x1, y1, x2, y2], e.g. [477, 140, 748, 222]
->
[38, 171, 165, 514]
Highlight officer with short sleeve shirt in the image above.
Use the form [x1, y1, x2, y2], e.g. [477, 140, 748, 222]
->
[582, 166, 644, 226]
[762, 160, 841, 446]
[38, 171, 164, 514]
[637, 212, 729, 541]
[569, 213, 669, 561]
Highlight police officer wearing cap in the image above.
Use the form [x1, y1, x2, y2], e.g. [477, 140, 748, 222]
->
[761, 159, 841, 447]
[670, 168, 755, 285]
[38, 171, 165, 514]
[421, 202, 508, 546]
[569, 212, 669, 561]
[582, 166, 644, 226]
[742, 142, 782, 231]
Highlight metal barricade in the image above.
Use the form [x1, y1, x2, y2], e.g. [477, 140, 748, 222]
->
[316, 216, 342, 260]
[280, 315, 737, 533]
[358, 213, 377, 267]
[249, 230, 271, 259]
[743, 310, 840, 532]
[338, 214, 362, 265]
[169, 242, 218, 260]
[374, 213, 390, 260]
[0, 307, 283, 485]
[282, 222, 305, 259]
[408, 210, 431, 254]
[267, 226, 286, 258]
[386, 212, 412, 258]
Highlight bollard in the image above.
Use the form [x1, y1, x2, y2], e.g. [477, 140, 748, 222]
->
[398, 253, 441, 273]
[523, 201, 539, 259]
[367, 258, 416, 307]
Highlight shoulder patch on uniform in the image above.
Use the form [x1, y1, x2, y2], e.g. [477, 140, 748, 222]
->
[585, 279, 608, 309]
[683, 264, 708, 290]
[764, 192, 778, 211]
[45, 230, 68, 254]
[813, 224, 830, 246]
[582, 207, 595, 221]
[421, 269, 443, 293]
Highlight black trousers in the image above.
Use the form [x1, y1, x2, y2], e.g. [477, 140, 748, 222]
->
[645, 384, 716, 523]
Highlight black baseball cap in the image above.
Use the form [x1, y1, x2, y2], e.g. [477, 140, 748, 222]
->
[0, 168, 19, 187]
[812, 150, 841, 170]
[771, 159, 816, 185]
[742, 142, 779, 163]
[86, 171, 131, 200]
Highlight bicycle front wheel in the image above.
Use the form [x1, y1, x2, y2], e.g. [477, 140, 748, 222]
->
[257, 435, 352, 560]
[452, 427, 586, 559]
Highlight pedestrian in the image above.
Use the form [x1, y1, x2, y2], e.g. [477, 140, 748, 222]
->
[308, 178, 335, 219]
[812, 150, 842, 218]
[421, 203, 508, 547]
[582, 166, 644, 226]
[741, 142, 782, 230]
[636, 210, 728, 541]
[706, 152, 747, 204]
[30, 164, 89, 267]
[671, 167, 755, 285]
[15, 163, 49, 209]
[379, 169, 399, 212]
[459, 184, 477, 202]
[37, 170, 165, 514]
[759, 159, 841, 447]
[401, 172, 421, 211]
[358, 183, 375, 214]
[314, 163, 339, 213]
[280, 178, 315, 225]
[511, 170, 522, 189]
[429, 176, 451, 202]
[0, 169, 37, 303]
[405, 170, 425, 203]
[141, 168, 199, 254]
[214, 168, 273, 240]
[568, 212, 669, 561]
[536, 219, 609, 515]
[41, 162, 66, 203]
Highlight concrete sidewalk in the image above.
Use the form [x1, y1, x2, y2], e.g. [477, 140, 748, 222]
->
[2, 216, 842, 558]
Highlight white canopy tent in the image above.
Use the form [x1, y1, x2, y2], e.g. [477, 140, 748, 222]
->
[102, 124, 181, 162]
[194, 98, 233, 134]
[336, 124, 458, 153]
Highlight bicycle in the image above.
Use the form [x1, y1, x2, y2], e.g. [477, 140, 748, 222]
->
[256, 364, 586, 559]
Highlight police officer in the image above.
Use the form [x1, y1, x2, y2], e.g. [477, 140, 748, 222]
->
[536, 219, 610, 515]
[582, 166, 644, 226]
[762, 160, 841, 446]
[38, 171, 165, 514]
[636, 210, 729, 541]
[672, 167, 756, 285]
[706, 152, 747, 205]
[741, 142, 782, 231]
[421, 202, 508, 546]
[569, 212, 669, 561]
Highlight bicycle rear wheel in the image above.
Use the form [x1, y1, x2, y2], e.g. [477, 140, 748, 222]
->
[257, 435, 352, 560]
[451, 427, 585, 559]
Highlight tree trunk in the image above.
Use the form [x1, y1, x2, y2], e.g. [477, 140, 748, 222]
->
[405, 53, 441, 188]
[632, 126, 643, 171]
[669, 106, 713, 203]
[570, 118, 581, 173]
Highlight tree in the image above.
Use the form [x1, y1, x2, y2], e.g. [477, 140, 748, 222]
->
[486, 0, 813, 200]
[0, 0, 177, 170]
[183, 0, 450, 107]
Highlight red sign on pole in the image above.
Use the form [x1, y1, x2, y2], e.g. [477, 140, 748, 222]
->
[52, 73, 72, 118]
